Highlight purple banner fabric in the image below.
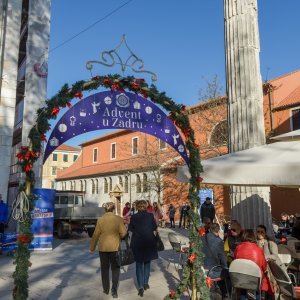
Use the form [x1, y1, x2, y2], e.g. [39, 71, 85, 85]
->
[44, 91, 189, 165]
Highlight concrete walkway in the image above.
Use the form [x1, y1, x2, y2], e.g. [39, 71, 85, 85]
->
[0, 227, 192, 300]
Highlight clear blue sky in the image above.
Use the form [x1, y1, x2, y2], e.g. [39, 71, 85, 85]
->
[47, 0, 300, 146]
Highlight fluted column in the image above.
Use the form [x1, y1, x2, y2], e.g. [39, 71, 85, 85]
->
[224, 0, 272, 232]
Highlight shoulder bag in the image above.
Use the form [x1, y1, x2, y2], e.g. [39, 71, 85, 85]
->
[117, 238, 135, 267]
[156, 232, 165, 251]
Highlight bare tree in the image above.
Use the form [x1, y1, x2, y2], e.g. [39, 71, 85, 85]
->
[119, 135, 186, 204]
[189, 75, 228, 158]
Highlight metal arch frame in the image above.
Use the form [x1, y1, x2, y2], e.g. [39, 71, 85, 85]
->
[86, 34, 158, 82]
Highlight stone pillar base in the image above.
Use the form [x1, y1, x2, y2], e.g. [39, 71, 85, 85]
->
[230, 185, 273, 235]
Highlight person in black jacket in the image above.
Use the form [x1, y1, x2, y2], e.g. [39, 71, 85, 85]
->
[200, 197, 215, 223]
[129, 200, 158, 297]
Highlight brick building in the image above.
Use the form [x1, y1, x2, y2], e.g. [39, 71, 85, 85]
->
[55, 70, 300, 220]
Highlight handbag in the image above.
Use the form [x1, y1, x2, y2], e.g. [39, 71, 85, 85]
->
[156, 232, 165, 251]
[117, 238, 135, 267]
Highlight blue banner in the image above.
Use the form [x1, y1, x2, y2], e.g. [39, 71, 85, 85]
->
[30, 188, 55, 250]
[43, 91, 189, 165]
[0, 233, 17, 252]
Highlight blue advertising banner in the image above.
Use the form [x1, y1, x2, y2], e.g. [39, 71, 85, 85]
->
[43, 91, 189, 165]
[30, 188, 55, 251]
[0, 233, 17, 252]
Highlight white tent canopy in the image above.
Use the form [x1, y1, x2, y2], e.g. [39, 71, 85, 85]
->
[271, 129, 300, 141]
[177, 140, 300, 187]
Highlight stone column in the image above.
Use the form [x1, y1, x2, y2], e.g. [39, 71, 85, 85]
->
[22, 0, 51, 188]
[224, 0, 272, 231]
[0, 0, 22, 200]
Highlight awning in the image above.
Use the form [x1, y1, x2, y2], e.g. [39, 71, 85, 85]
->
[271, 129, 300, 141]
[177, 140, 300, 187]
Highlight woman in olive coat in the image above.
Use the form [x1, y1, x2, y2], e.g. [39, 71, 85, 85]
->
[129, 200, 158, 297]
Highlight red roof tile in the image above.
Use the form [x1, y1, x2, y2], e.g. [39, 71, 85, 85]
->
[55, 144, 81, 152]
[56, 151, 179, 180]
[273, 84, 300, 110]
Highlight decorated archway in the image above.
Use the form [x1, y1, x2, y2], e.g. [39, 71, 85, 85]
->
[13, 41, 209, 300]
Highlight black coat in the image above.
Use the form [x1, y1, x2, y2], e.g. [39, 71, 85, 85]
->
[200, 202, 215, 222]
[129, 211, 158, 263]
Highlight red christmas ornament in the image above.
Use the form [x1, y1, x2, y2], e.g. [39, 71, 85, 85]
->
[188, 253, 197, 263]
[142, 93, 148, 98]
[21, 146, 28, 151]
[24, 164, 33, 173]
[111, 83, 119, 91]
[91, 75, 100, 80]
[197, 176, 203, 183]
[17, 235, 31, 244]
[51, 107, 60, 116]
[135, 78, 145, 83]
[193, 142, 199, 148]
[103, 78, 111, 85]
[132, 82, 139, 89]
[169, 290, 176, 298]
[40, 134, 47, 142]
[183, 128, 191, 138]
[206, 276, 212, 288]
[199, 227, 206, 237]
[74, 92, 83, 99]
[16, 152, 24, 160]
[24, 150, 35, 160]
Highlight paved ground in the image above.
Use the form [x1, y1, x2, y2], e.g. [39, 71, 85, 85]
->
[0, 227, 194, 300]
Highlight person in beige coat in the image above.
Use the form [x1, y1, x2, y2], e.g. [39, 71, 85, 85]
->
[90, 202, 127, 298]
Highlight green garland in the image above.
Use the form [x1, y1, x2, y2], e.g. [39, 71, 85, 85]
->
[14, 74, 209, 300]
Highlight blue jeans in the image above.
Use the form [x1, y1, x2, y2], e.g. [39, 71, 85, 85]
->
[136, 261, 151, 289]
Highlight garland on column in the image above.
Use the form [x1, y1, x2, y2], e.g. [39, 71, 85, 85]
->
[14, 74, 209, 300]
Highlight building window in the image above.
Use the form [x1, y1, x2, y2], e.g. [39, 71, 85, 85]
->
[143, 173, 148, 192]
[111, 143, 116, 160]
[53, 153, 58, 161]
[119, 176, 123, 187]
[104, 178, 108, 194]
[63, 154, 68, 162]
[91, 179, 96, 194]
[124, 176, 129, 193]
[291, 108, 300, 130]
[159, 139, 167, 150]
[93, 148, 98, 163]
[210, 120, 228, 146]
[51, 167, 57, 175]
[95, 179, 99, 194]
[51, 181, 55, 189]
[132, 137, 138, 155]
[109, 177, 112, 191]
[73, 155, 78, 162]
[136, 175, 141, 193]
[80, 180, 83, 192]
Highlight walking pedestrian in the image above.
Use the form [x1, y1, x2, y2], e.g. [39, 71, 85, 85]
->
[129, 200, 158, 297]
[152, 202, 162, 226]
[200, 197, 215, 223]
[168, 204, 176, 228]
[178, 203, 188, 228]
[90, 202, 127, 298]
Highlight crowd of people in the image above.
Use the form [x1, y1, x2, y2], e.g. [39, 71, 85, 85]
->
[202, 214, 300, 299]
[89, 197, 300, 299]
